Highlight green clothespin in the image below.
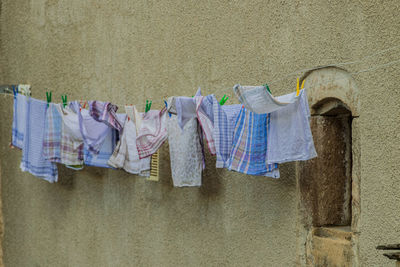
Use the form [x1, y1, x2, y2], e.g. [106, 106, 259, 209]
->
[263, 84, 271, 94]
[61, 95, 67, 108]
[145, 100, 152, 112]
[219, 94, 229, 105]
[46, 91, 52, 107]
[147, 100, 152, 112]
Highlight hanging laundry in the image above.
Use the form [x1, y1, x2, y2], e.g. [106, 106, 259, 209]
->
[266, 89, 317, 164]
[136, 107, 168, 159]
[227, 107, 280, 178]
[56, 104, 84, 168]
[167, 115, 203, 187]
[43, 102, 62, 163]
[89, 101, 123, 132]
[69, 101, 114, 154]
[108, 106, 150, 175]
[213, 97, 242, 168]
[17, 84, 31, 96]
[195, 94, 216, 155]
[233, 84, 302, 114]
[20, 98, 58, 182]
[11, 93, 28, 149]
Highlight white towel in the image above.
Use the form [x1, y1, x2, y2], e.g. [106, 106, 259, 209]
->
[167, 115, 203, 187]
[266, 89, 317, 164]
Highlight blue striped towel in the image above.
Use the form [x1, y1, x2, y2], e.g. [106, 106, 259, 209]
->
[20, 98, 58, 182]
[227, 106, 279, 178]
[12, 94, 28, 149]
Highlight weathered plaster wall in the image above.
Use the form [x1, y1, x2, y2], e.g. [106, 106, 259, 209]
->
[0, 1, 400, 266]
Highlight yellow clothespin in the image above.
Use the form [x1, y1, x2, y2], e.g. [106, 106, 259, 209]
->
[296, 78, 305, 96]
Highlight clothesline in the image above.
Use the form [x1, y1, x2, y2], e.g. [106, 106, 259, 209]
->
[11, 84, 317, 186]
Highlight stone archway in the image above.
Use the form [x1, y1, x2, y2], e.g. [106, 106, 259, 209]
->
[296, 67, 360, 266]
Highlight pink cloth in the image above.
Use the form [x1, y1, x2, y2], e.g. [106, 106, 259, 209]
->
[136, 107, 168, 159]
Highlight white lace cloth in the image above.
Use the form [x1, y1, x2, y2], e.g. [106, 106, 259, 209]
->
[167, 115, 203, 187]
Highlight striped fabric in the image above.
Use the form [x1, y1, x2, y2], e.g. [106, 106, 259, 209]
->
[43, 103, 62, 163]
[20, 98, 58, 182]
[136, 107, 168, 159]
[89, 101, 123, 132]
[195, 95, 216, 155]
[12, 94, 28, 149]
[213, 98, 242, 168]
[227, 107, 279, 178]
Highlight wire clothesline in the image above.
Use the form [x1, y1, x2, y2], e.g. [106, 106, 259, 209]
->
[2, 44, 400, 108]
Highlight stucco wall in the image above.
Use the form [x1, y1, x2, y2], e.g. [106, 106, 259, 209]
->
[0, 1, 400, 266]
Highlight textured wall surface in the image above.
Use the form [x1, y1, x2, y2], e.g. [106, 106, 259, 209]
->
[0, 1, 400, 266]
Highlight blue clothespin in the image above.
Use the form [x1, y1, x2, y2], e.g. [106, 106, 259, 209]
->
[61, 95, 68, 108]
[219, 94, 229, 105]
[164, 100, 171, 117]
[46, 91, 52, 107]
[263, 84, 271, 94]
[12, 85, 18, 98]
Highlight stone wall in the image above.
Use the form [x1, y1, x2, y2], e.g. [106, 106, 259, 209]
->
[1, 1, 400, 266]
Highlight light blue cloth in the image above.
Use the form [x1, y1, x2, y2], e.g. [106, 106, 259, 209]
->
[12, 94, 28, 149]
[20, 98, 58, 182]
[84, 127, 117, 168]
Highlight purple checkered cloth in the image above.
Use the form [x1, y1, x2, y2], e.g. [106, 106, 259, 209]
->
[213, 97, 242, 168]
[43, 103, 62, 163]
[227, 107, 279, 178]
[89, 101, 123, 132]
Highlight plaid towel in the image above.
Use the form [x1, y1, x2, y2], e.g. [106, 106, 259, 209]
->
[12, 94, 28, 149]
[43, 103, 62, 163]
[89, 101, 123, 132]
[20, 98, 58, 182]
[136, 107, 168, 159]
[213, 97, 242, 168]
[233, 84, 301, 114]
[227, 107, 279, 178]
[57, 105, 84, 166]
[195, 95, 216, 155]
[108, 106, 150, 175]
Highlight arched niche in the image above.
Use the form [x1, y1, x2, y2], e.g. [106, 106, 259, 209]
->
[298, 66, 359, 227]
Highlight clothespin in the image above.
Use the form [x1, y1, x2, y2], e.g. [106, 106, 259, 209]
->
[263, 84, 271, 94]
[145, 100, 152, 112]
[61, 95, 67, 108]
[12, 85, 18, 98]
[219, 94, 229, 106]
[46, 91, 52, 107]
[296, 78, 305, 96]
[164, 100, 171, 117]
